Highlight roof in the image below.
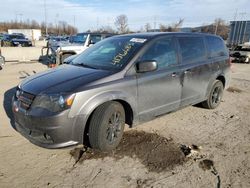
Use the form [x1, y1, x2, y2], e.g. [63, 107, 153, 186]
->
[113, 32, 221, 39]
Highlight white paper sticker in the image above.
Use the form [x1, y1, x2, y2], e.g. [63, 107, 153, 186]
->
[130, 38, 147, 43]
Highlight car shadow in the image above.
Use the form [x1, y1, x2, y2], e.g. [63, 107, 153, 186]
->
[3, 87, 16, 130]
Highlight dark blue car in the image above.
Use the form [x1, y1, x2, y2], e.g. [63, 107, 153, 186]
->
[1, 34, 32, 47]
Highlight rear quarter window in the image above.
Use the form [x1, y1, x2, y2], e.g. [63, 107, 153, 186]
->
[206, 36, 228, 58]
[178, 36, 206, 64]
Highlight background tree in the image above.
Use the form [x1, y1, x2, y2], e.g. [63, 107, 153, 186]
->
[0, 19, 77, 35]
[114, 14, 129, 34]
[159, 18, 184, 32]
[90, 25, 116, 34]
[144, 23, 151, 32]
[200, 18, 229, 40]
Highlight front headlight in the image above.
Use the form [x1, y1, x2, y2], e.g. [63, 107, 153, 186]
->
[31, 93, 75, 113]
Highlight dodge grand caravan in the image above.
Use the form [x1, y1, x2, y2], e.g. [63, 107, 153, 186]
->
[12, 32, 231, 151]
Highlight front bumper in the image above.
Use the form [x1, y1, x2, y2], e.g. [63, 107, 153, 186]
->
[12, 100, 80, 148]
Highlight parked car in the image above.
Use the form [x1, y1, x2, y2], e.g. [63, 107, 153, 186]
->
[55, 33, 113, 65]
[1, 34, 32, 47]
[230, 44, 250, 63]
[48, 36, 69, 52]
[0, 49, 5, 70]
[0, 33, 6, 47]
[12, 32, 230, 151]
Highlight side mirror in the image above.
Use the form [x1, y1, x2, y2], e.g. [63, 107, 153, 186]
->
[136, 60, 158, 73]
[88, 40, 95, 46]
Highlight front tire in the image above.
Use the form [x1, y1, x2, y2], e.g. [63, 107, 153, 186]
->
[88, 101, 125, 151]
[202, 80, 224, 109]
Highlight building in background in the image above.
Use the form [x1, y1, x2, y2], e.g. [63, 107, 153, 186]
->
[8, 29, 41, 40]
[228, 21, 250, 46]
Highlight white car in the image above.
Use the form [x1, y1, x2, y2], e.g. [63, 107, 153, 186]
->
[56, 33, 113, 65]
[230, 44, 250, 63]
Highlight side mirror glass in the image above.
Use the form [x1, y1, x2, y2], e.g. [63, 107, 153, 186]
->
[136, 60, 158, 73]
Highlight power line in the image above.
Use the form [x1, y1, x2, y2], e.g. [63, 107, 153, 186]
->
[44, 0, 47, 35]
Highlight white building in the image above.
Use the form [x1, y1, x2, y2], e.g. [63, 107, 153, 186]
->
[8, 29, 41, 40]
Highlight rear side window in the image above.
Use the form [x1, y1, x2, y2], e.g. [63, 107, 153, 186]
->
[206, 36, 228, 58]
[178, 37, 206, 64]
[139, 37, 178, 70]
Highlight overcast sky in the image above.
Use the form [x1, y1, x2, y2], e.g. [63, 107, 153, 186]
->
[0, 0, 249, 32]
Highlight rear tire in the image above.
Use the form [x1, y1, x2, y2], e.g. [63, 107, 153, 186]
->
[88, 101, 125, 151]
[202, 80, 224, 109]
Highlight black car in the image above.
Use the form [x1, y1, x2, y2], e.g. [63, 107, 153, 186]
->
[1, 34, 32, 47]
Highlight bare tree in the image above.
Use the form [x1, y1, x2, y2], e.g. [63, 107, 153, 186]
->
[159, 18, 184, 32]
[173, 18, 184, 31]
[0, 19, 77, 35]
[144, 23, 151, 32]
[114, 14, 129, 34]
[200, 18, 229, 39]
[91, 25, 116, 34]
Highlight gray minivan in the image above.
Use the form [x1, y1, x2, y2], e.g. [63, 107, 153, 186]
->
[12, 32, 231, 151]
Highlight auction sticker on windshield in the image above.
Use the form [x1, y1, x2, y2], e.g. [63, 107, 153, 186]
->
[130, 38, 147, 43]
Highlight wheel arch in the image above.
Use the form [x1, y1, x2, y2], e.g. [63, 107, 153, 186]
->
[61, 51, 77, 56]
[205, 73, 226, 99]
[71, 91, 136, 145]
[216, 75, 226, 88]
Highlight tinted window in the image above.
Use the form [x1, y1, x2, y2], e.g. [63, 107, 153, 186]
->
[90, 35, 102, 44]
[139, 37, 177, 69]
[206, 36, 228, 58]
[75, 33, 88, 43]
[178, 37, 206, 64]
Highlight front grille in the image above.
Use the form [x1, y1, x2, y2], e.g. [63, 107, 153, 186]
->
[17, 89, 35, 110]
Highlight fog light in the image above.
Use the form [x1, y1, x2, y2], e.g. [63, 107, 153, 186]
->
[13, 103, 19, 112]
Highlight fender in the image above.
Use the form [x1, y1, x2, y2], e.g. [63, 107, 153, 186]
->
[70, 90, 138, 143]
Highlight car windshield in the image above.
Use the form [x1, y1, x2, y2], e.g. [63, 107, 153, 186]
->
[71, 36, 148, 71]
[70, 34, 88, 44]
[9, 35, 23, 39]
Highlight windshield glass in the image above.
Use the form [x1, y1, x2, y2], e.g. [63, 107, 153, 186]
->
[71, 36, 147, 71]
[70, 34, 88, 44]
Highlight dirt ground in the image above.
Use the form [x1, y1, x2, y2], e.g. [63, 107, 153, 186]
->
[0, 60, 250, 188]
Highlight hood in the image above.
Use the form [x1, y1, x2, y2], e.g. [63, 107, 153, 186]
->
[20, 64, 112, 95]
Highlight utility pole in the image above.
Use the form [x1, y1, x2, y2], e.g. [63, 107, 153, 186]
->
[96, 17, 99, 31]
[153, 16, 156, 32]
[44, 0, 48, 36]
[73, 15, 76, 28]
[17, 13, 23, 23]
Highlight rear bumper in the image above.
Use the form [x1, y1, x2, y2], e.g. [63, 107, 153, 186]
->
[12, 100, 82, 149]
